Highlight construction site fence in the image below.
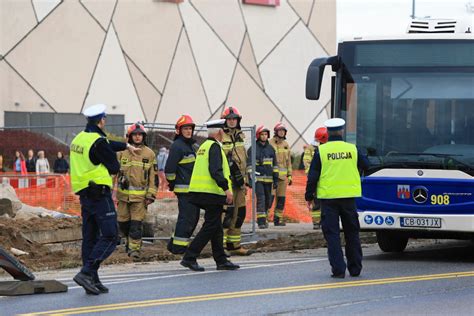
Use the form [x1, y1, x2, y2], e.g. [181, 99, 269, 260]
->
[1, 170, 311, 223]
[0, 123, 312, 237]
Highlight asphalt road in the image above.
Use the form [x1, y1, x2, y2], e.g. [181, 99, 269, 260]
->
[2, 240, 474, 315]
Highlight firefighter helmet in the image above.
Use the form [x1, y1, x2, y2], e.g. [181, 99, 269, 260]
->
[273, 122, 287, 132]
[175, 114, 195, 134]
[126, 122, 146, 137]
[315, 127, 328, 144]
[221, 106, 242, 120]
[256, 126, 270, 140]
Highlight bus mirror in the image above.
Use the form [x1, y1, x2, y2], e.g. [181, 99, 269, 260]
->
[306, 56, 339, 100]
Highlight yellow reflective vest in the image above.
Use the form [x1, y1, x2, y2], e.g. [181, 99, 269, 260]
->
[317, 141, 361, 199]
[189, 140, 231, 196]
[70, 131, 113, 193]
[303, 145, 316, 174]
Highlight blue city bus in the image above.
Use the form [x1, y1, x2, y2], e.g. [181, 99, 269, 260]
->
[306, 32, 474, 252]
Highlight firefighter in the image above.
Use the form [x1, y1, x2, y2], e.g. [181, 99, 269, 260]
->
[71, 104, 140, 295]
[269, 122, 293, 226]
[166, 115, 201, 254]
[303, 127, 328, 229]
[181, 119, 240, 272]
[221, 106, 252, 256]
[247, 126, 279, 229]
[305, 118, 369, 278]
[117, 123, 158, 260]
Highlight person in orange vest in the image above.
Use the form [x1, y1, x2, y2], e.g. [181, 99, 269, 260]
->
[303, 127, 328, 229]
[269, 122, 292, 226]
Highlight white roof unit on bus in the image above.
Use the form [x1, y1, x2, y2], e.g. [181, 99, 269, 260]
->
[339, 33, 474, 43]
[407, 18, 471, 34]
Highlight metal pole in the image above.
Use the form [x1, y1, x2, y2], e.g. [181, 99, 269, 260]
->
[411, 0, 416, 18]
[250, 125, 257, 235]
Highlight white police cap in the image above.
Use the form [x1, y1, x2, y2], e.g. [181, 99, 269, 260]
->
[83, 104, 107, 119]
[324, 118, 345, 131]
[205, 119, 226, 129]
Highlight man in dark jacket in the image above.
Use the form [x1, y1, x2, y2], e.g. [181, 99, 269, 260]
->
[166, 115, 201, 254]
[180, 119, 240, 272]
[247, 126, 279, 229]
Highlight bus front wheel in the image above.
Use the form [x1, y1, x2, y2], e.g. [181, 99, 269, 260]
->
[376, 231, 409, 252]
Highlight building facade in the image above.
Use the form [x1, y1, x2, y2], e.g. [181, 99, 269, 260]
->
[0, 0, 336, 151]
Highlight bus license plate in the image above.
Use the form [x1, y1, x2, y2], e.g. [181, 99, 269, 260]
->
[400, 217, 441, 228]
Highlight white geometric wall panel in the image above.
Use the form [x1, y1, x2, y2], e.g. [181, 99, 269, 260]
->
[1, 0, 336, 152]
[0, 1, 37, 55]
[32, 0, 61, 22]
[260, 21, 330, 136]
[191, 0, 246, 57]
[7, 0, 105, 114]
[241, 0, 299, 64]
[180, 1, 236, 113]
[113, 1, 182, 93]
[81, 0, 117, 30]
[156, 30, 211, 125]
[84, 25, 144, 123]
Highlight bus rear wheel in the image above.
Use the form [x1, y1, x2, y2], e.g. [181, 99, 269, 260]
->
[376, 231, 409, 253]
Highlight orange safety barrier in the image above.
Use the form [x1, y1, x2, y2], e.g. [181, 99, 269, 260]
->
[2, 171, 312, 223]
[245, 170, 311, 223]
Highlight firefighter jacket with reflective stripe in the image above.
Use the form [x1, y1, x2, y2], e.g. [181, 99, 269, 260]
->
[222, 128, 247, 186]
[165, 136, 196, 194]
[70, 131, 113, 193]
[246, 141, 279, 184]
[117, 145, 158, 202]
[269, 136, 292, 180]
[317, 141, 361, 199]
[189, 139, 231, 196]
[303, 145, 316, 174]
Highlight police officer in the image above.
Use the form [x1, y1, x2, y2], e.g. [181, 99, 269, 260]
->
[269, 122, 293, 226]
[221, 106, 251, 256]
[181, 119, 240, 272]
[247, 126, 279, 229]
[70, 104, 140, 295]
[303, 127, 328, 229]
[117, 123, 158, 260]
[166, 115, 201, 254]
[305, 118, 369, 278]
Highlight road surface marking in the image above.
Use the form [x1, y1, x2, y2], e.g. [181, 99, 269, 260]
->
[22, 270, 474, 315]
[64, 258, 325, 290]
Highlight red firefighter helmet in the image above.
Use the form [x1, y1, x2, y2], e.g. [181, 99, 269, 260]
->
[273, 122, 287, 132]
[175, 114, 195, 134]
[315, 127, 328, 144]
[256, 126, 270, 140]
[221, 106, 242, 120]
[126, 122, 146, 138]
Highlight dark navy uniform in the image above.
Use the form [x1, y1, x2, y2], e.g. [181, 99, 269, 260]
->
[165, 135, 200, 254]
[71, 104, 129, 294]
[305, 121, 369, 278]
[247, 138, 279, 228]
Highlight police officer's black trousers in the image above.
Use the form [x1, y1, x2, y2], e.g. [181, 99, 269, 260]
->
[183, 204, 227, 265]
[79, 192, 119, 277]
[320, 198, 362, 276]
[256, 182, 272, 224]
[168, 193, 201, 254]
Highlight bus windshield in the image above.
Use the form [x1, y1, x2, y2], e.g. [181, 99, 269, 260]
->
[339, 45, 474, 174]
